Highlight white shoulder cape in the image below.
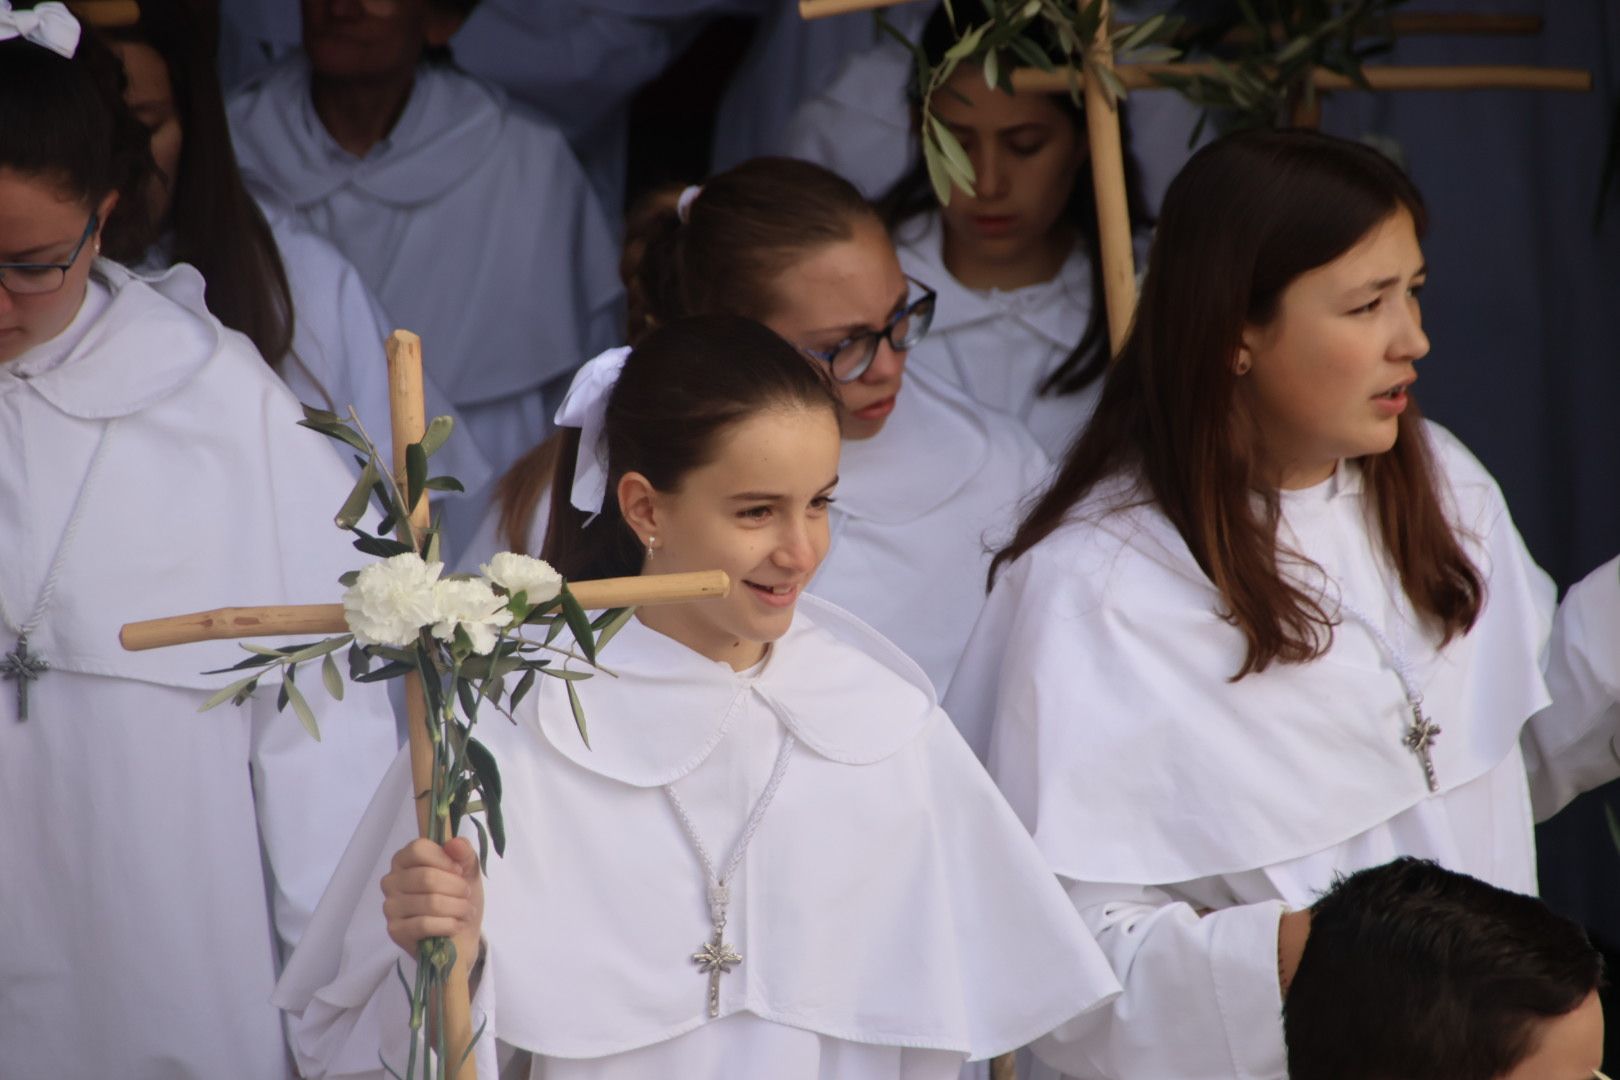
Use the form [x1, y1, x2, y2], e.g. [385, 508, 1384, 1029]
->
[276, 594, 1119, 1067]
[947, 423, 1556, 883]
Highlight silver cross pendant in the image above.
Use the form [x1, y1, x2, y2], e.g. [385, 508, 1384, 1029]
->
[692, 929, 742, 1018]
[1, 634, 48, 722]
[1403, 700, 1441, 793]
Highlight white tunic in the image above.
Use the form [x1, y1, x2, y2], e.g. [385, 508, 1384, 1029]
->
[944, 424, 1620, 1079]
[274, 595, 1120, 1078]
[0, 263, 400, 1079]
[895, 212, 1105, 460]
[228, 56, 624, 476]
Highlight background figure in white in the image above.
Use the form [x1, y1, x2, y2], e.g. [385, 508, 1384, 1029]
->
[879, 4, 1156, 460]
[779, 0, 1200, 208]
[100, 0, 491, 538]
[227, 0, 623, 503]
[471, 159, 1051, 699]
[276, 316, 1118, 1079]
[0, 24, 398, 1077]
[944, 129, 1620, 1079]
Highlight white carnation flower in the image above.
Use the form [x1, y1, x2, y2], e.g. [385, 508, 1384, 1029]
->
[431, 578, 514, 656]
[480, 552, 563, 604]
[342, 553, 443, 647]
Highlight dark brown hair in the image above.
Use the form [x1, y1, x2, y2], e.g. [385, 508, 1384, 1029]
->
[1286, 858, 1602, 1080]
[495, 156, 875, 553]
[879, 0, 1152, 398]
[539, 314, 841, 581]
[993, 128, 1483, 678]
[98, 0, 296, 369]
[0, 15, 155, 235]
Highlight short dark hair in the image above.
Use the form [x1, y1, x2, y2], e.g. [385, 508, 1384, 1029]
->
[1286, 857, 1603, 1080]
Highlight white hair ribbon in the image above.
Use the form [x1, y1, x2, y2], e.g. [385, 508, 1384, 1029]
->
[0, 1, 81, 59]
[553, 345, 632, 520]
[676, 184, 703, 224]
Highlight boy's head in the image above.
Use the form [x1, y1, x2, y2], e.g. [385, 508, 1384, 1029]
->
[1286, 857, 1604, 1080]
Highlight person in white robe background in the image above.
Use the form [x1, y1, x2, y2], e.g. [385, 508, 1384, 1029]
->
[944, 128, 1620, 1079]
[471, 158, 1051, 698]
[879, 3, 1157, 461]
[226, 0, 623, 520]
[95, 0, 491, 521]
[275, 314, 1119, 1079]
[0, 13, 398, 1077]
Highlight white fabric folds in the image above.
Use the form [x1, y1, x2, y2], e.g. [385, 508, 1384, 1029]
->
[276, 595, 1118, 1075]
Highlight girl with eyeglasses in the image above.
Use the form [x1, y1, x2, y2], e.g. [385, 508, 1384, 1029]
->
[881, 1, 1155, 460]
[0, 8, 398, 1076]
[476, 157, 1052, 704]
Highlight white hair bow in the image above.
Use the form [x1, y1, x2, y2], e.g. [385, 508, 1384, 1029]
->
[0, 1, 81, 59]
[553, 346, 632, 520]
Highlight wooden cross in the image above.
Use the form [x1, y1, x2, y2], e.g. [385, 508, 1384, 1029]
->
[120, 330, 731, 1080]
[1, 634, 47, 722]
[800, 0, 1593, 354]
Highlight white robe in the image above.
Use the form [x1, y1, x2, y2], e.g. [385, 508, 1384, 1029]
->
[456, 369, 1049, 699]
[227, 56, 624, 477]
[0, 262, 400, 1079]
[274, 595, 1120, 1078]
[895, 212, 1106, 460]
[944, 423, 1620, 1079]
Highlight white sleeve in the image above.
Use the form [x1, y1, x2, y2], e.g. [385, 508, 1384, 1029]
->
[1032, 881, 1289, 1080]
[1522, 554, 1620, 820]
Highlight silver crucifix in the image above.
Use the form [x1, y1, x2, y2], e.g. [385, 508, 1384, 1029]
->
[1403, 699, 1441, 793]
[1, 634, 47, 722]
[691, 881, 741, 1018]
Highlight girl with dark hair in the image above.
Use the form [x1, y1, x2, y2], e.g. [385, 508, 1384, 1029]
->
[473, 156, 1051, 697]
[0, 7, 397, 1077]
[881, 1, 1155, 459]
[92, 0, 491, 521]
[275, 314, 1118, 1078]
[944, 128, 1620, 1078]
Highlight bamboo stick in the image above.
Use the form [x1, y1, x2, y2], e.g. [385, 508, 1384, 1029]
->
[118, 572, 734, 651]
[798, 0, 926, 18]
[1012, 63, 1592, 94]
[1084, 0, 1137, 357]
[384, 333, 478, 1080]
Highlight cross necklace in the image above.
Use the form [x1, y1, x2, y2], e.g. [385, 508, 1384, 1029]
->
[1, 420, 119, 722]
[662, 733, 797, 1018]
[1337, 597, 1441, 792]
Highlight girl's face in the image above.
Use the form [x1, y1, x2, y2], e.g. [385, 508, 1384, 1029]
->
[0, 170, 112, 364]
[1239, 209, 1430, 489]
[931, 63, 1085, 281]
[764, 216, 913, 441]
[111, 41, 183, 229]
[619, 404, 841, 671]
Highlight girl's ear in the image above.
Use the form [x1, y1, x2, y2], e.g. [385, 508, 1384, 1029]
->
[616, 471, 660, 547]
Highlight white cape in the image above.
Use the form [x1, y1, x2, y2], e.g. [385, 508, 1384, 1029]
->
[0, 261, 399, 1078]
[276, 595, 1119, 1077]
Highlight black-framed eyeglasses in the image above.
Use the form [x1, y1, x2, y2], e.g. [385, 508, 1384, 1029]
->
[801, 275, 937, 383]
[0, 212, 99, 297]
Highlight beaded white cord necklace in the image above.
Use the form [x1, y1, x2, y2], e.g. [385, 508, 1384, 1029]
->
[662, 733, 797, 1018]
[1337, 598, 1441, 792]
[0, 419, 120, 721]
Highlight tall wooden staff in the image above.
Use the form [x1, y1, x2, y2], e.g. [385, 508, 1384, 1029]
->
[123, 331, 731, 1080]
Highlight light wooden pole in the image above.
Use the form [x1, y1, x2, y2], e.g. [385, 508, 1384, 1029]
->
[1081, 0, 1137, 356]
[122, 330, 732, 1080]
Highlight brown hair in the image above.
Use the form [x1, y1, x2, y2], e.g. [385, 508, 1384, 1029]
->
[540, 314, 841, 581]
[993, 128, 1483, 678]
[98, 0, 296, 369]
[495, 156, 876, 553]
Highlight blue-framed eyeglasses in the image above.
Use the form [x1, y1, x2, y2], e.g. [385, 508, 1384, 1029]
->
[0, 212, 100, 296]
[801, 275, 937, 383]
